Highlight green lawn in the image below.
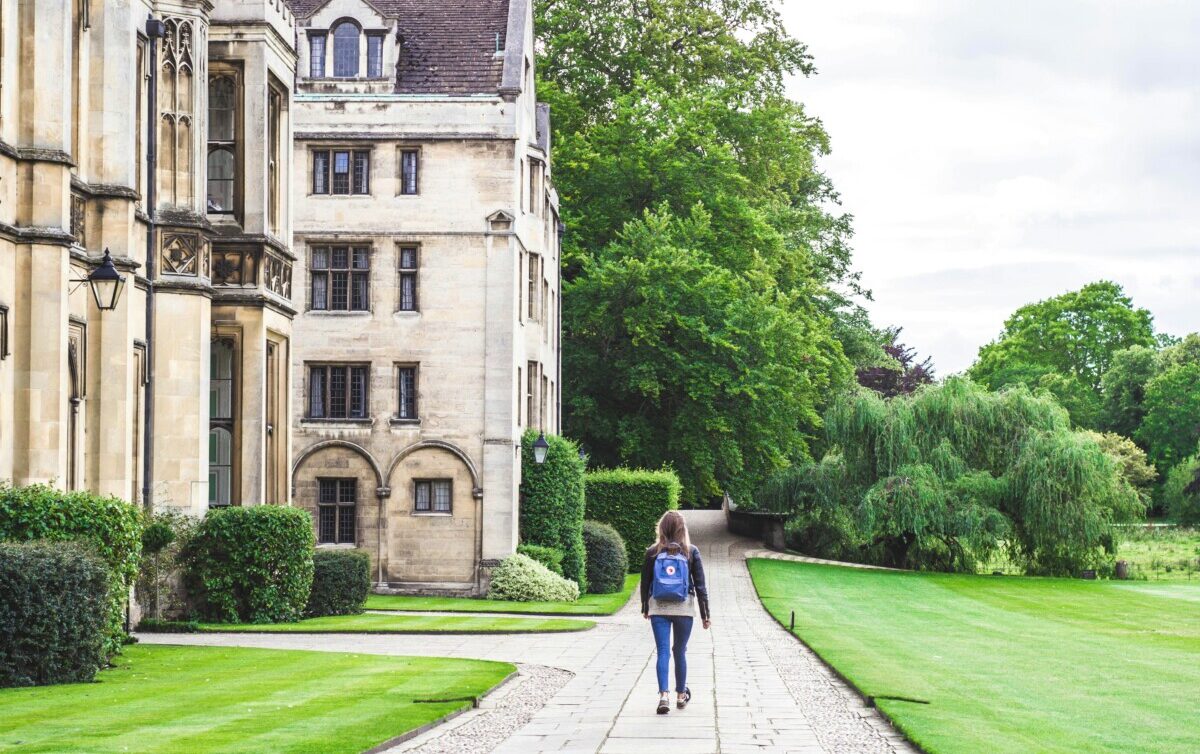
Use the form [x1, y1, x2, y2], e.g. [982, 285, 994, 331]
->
[199, 613, 594, 634]
[366, 574, 639, 615]
[749, 558, 1200, 754]
[0, 644, 512, 754]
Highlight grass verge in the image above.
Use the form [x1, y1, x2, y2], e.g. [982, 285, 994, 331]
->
[365, 574, 639, 615]
[0, 644, 512, 754]
[748, 558, 1200, 754]
[198, 613, 594, 634]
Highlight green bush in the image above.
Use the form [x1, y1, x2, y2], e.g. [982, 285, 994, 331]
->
[0, 541, 110, 687]
[517, 544, 564, 576]
[582, 520, 627, 594]
[584, 468, 681, 570]
[1164, 455, 1200, 526]
[487, 553, 580, 602]
[135, 618, 200, 633]
[182, 506, 314, 624]
[520, 431, 587, 591]
[306, 549, 371, 617]
[0, 483, 143, 657]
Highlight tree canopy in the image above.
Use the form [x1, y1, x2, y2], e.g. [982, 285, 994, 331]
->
[856, 330, 935, 398]
[539, 0, 878, 501]
[969, 281, 1157, 429]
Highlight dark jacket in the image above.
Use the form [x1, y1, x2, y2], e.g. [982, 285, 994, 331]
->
[640, 544, 710, 621]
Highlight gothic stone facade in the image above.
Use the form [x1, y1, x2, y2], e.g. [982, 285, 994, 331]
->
[0, 0, 297, 514]
[287, 0, 561, 593]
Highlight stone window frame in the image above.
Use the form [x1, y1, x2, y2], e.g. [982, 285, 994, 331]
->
[209, 328, 243, 508]
[206, 63, 243, 219]
[392, 362, 419, 424]
[317, 477, 357, 545]
[309, 244, 372, 312]
[397, 146, 421, 196]
[413, 478, 453, 515]
[308, 30, 327, 78]
[305, 362, 371, 422]
[311, 147, 372, 196]
[397, 243, 420, 313]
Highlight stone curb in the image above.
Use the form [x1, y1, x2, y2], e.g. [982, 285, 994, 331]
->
[361, 670, 519, 754]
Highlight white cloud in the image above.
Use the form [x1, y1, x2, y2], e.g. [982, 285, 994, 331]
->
[782, 0, 1200, 374]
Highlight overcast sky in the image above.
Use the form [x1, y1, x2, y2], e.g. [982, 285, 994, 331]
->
[782, 1, 1200, 375]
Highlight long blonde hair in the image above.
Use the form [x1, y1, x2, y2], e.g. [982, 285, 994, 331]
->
[652, 510, 692, 558]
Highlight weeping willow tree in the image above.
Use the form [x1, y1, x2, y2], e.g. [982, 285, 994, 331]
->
[754, 377, 1142, 574]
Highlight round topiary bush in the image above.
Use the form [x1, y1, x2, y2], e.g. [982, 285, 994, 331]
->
[487, 553, 580, 602]
[183, 506, 315, 624]
[582, 520, 627, 594]
[0, 541, 110, 688]
[306, 549, 371, 617]
[516, 544, 564, 575]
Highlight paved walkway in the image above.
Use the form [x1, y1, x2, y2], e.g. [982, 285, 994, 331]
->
[139, 511, 916, 753]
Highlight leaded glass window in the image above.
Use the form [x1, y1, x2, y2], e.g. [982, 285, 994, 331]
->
[333, 22, 359, 77]
[317, 478, 356, 544]
[414, 480, 452, 513]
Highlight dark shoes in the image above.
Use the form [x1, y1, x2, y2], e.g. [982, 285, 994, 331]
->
[657, 697, 670, 715]
[677, 687, 691, 709]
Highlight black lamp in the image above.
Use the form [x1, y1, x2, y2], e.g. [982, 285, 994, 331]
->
[87, 249, 126, 311]
[532, 433, 550, 464]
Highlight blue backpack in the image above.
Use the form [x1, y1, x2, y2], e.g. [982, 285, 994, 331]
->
[652, 545, 691, 603]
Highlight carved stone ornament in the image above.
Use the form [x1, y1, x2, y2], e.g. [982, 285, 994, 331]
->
[161, 232, 199, 275]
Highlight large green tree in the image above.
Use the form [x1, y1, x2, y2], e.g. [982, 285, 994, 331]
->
[969, 281, 1157, 428]
[538, 0, 877, 500]
[1137, 363, 1200, 474]
[565, 207, 850, 504]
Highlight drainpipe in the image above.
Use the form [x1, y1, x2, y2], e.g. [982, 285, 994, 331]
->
[142, 15, 166, 511]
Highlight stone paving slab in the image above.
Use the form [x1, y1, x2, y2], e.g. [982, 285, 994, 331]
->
[137, 511, 918, 753]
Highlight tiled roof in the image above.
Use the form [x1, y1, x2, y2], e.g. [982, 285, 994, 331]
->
[285, 0, 510, 95]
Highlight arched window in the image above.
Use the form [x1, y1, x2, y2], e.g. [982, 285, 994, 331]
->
[209, 339, 235, 507]
[207, 75, 238, 215]
[333, 22, 360, 77]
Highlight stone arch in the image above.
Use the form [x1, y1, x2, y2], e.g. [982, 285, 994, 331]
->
[386, 440, 481, 497]
[292, 439, 384, 490]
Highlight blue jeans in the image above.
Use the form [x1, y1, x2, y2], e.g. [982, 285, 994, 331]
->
[650, 615, 694, 693]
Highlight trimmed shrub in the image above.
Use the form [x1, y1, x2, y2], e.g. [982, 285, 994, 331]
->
[584, 469, 681, 570]
[136, 511, 198, 622]
[306, 549, 371, 617]
[582, 520, 627, 594]
[0, 541, 110, 687]
[517, 544, 564, 576]
[487, 553, 580, 602]
[135, 618, 200, 633]
[1164, 455, 1200, 526]
[520, 431, 587, 591]
[182, 506, 314, 624]
[0, 483, 143, 657]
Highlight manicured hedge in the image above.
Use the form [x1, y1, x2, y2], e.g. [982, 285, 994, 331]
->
[583, 520, 628, 594]
[487, 553, 580, 602]
[0, 541, 110, 687]
[517, 543, 565, 576]
[0, 483, 143, 656]
[520, 431, 587, 591]
[183, 506, 314, 624]
[306, 549, 371, 617]
[584, 469, 681, 570]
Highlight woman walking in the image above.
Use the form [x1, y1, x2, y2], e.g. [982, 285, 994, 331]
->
[641, 510, 711, 715]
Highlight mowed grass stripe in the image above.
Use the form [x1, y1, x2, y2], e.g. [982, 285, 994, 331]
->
[748, 558, 1200, 754]
[197, 613, 594, 633]
[0, 645, 513, 754]
[365, 574, 639, 615]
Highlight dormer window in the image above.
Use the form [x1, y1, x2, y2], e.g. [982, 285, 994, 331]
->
[333, 22, 360, 77]
[367, 34, 384, 77]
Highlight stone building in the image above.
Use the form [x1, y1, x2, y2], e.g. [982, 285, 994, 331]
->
[0, 0, 298, 514]
[286, 0, 561, 593]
